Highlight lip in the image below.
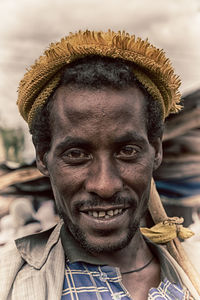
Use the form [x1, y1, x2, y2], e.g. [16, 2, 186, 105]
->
[79, 207, 130, 231]
[79, 205, 130, 212]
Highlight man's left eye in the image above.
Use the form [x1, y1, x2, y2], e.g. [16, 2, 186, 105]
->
[115, 145, 139, 159]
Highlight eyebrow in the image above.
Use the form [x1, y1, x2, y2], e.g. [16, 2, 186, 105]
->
[114, 132, 147, 145]
[55, 132, 147, 152]
[55, 136, 90, 152]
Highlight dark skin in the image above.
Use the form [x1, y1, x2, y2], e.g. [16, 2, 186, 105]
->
[37, 85, 163, 299]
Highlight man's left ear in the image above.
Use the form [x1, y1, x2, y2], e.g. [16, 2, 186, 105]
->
[153, 137, 163, 171]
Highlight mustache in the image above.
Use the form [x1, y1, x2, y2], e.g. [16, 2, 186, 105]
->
[73, 194, 135, 211]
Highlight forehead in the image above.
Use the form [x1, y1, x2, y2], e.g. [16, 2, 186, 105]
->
[50, 86, 147, 140]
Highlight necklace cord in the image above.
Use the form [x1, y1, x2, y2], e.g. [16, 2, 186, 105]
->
[121, 256, 154, 275]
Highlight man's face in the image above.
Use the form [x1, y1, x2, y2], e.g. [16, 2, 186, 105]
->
[38, 86, 162, 254]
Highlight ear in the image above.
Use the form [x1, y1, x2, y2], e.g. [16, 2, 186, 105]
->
[152, 137, 163, 171]
[36, 150, 49, 177]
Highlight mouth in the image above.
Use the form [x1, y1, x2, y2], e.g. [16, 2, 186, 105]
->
[77, 205, 132, 234]
[80, 207, 127, 220]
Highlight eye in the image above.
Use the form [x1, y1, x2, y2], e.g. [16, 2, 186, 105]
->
[62, 148, 92, 164]
[115, 145, 139, 160]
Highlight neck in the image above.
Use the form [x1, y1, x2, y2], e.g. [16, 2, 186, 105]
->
[95, 230, 153, 273]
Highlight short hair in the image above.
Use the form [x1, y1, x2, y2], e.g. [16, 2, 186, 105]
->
[31, 56, 164, 154]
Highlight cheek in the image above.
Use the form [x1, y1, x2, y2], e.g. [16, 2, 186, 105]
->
[48, 164, 87, 210]
[49, 175, 69, 212]
[119, 160, 153, 215]
[120, 160, 153, 190]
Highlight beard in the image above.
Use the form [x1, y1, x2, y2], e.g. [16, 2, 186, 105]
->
[58, 207, 141, 255]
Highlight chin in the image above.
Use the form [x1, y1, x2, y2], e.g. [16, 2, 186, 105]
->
[65, 216, 139, 255]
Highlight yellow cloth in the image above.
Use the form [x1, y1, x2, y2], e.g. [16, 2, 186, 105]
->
[17, 30, 182, 129]
[140, 217, 194, 244]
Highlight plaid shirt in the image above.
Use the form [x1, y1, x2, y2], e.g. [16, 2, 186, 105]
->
[61, 261, 190, 299]
[60, 227, 194, 300]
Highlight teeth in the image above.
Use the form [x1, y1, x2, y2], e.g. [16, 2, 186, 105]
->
[87, 208, 124, 219]
[99, 211, 106, 217]
[107, 210, 114, 216]
[114, 209, 119, 215]
[92, 211, 98, 217]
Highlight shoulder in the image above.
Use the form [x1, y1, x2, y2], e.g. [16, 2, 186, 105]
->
[0, 241, 24, 300]
[151, 242, 200, 299]
[0, 240, 21, 263]
[0, 240, 23, 270]
[0, 222, 63, 300]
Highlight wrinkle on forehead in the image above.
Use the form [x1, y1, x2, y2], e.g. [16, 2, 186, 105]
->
[52, 86, 146, 127]
[49, 86, 149, 151]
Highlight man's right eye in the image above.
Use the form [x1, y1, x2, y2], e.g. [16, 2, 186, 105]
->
[62, 148, 92, 164]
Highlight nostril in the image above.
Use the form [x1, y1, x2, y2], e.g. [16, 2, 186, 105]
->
[85, 160, 123, 197]
[85, 176, 123, 198]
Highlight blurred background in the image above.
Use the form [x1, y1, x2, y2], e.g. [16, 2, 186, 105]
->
[0, 0, 200, 162]
[0, 0, 200, 267]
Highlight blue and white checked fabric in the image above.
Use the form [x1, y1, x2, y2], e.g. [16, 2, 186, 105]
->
[148, 278, 186, 299]
[61, 261, 188, 300]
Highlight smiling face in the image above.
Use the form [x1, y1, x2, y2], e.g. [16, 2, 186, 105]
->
[37, 85, 162, 254]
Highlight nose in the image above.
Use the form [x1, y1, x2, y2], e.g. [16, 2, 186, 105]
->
[85, 157, 123, 198]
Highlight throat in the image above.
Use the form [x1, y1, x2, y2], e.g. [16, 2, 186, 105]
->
[121, 257, 161, 300]
[96, 230, 149, 270]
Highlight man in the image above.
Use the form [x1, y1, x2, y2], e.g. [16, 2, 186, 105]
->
[0, 30, 199, 299]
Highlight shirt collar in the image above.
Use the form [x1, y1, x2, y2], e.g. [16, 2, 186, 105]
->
[60, 224, 106, 265]
[15, 221, 62, 269]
